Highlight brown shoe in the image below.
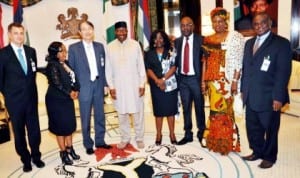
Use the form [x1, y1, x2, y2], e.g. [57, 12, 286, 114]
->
[258, 160, 274, 169]
[242, 154, 260, 161]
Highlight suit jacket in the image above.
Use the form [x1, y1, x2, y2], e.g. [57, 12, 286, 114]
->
[46, 60, 80, 99]
[0, 44, 38, 111]
[68, 41, 106, 100]
[174, 34, 204, 82]
[241, 32, 292, 111]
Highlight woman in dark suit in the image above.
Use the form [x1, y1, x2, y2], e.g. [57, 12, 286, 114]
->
[45, 41, 80, 165]
[145, 30, 178, 145]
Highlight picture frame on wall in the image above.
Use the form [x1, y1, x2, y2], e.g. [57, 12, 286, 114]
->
[234, 0, 278, 37]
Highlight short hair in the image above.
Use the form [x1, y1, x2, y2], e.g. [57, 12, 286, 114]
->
[79, 21, 94, 31]
[8, 22, 24, 32]
[149, 29, 171, 50]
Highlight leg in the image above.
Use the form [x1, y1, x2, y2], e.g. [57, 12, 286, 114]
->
[190, 78, 205, 141]
[155, 117, 163, 144]
[245, 105, 265, 157]
[167, 115, 177, 144]
[79, 99, 94, 149]
[92, 89, 106, 146]
[25, 101, 42, 162]
[258, 110, 280, 163]
[56, 136, 66, 151]
[179, 80, 193, 139]
[118, 113, 131, 143]
[133, 98, 145, 142]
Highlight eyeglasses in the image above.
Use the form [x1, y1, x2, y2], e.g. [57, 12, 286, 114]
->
[180, 23, 193, 28]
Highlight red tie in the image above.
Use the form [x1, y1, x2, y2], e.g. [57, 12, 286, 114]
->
[183, 37, 189, 74]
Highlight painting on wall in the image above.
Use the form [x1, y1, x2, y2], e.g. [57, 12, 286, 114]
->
[234, 0, 278, 37]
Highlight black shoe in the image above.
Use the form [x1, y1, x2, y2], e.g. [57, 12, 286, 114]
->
[66, 146, 80, 160]
[155, 134, 162, 146]
[258, 160, 274, 169]
[86, 148, 94, 155]
[60, 151, 73, 165]
[33, 160, 45, 168]
[23, 163, 32, 172]
[169, 134, 177, 145]
[177, 137, 193, 145]
[242, 154, 260, 161]
[96, 144, 112, 149]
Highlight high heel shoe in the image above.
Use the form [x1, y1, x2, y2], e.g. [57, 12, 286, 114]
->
[60, 151, 73, 165]
[155, 134, 162, 145]
[170, 134, 177, 145]
[66, 146, 80, 160]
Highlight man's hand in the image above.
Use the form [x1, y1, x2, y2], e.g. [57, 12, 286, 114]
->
[110, 89, 117, 100]
[70, 91, 78, 100]
[273, 100, 282, 112]
[139, 87, 145, 97]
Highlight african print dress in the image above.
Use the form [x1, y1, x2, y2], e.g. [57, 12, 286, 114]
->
[202, 36, 240, 155]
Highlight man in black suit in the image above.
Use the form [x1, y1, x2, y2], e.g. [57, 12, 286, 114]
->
[0, 23, 45, 172]
[174, 16, 206, 147]
[241, 12, 292, 169]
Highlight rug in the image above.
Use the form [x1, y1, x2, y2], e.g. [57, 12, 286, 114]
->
[7, 135, 253, 178]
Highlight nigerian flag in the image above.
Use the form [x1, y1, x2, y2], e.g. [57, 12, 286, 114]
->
[103, 0, 131, 44]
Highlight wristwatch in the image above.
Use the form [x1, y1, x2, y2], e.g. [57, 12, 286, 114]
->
[162, 77, 166, 81]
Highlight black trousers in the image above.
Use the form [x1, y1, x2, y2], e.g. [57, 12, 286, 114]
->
[245, 104, 280, 163]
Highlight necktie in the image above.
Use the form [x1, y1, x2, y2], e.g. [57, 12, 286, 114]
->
[17, 48, 27, 74]
[183, 37, 189, 74]
[253, 37, 261, 55]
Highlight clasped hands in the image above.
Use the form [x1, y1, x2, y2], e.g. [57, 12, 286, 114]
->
[155, 78, 166, 91]
[70, 90, 79, 99]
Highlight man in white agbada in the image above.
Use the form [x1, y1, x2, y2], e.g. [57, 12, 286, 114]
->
[105, 21, 147, 149]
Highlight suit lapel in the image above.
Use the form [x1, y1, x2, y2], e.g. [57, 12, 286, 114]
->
[8, 45, 27, 76]
[24, 46, 32, 75]
[78, 42, 91, 71]
[253, 33, 273, 57]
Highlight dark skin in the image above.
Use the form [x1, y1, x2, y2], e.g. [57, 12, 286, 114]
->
[201, 15, 240, 96]
[146, 32, 177, 143]
[109, 27, 145, 100]
[251, 13, 281, 112]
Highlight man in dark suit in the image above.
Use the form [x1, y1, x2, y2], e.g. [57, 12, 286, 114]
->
[241, 12, 292, 169]
[68, 21, 111, 155]
[174, 16, 206, 147]
[0, 23, 45, 172]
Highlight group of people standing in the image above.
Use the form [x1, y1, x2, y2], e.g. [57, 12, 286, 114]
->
[0, 6, 292, 173]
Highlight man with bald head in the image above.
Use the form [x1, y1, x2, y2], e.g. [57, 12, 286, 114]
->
[174, 16, 206, 147]
[241, 12, 292, 169]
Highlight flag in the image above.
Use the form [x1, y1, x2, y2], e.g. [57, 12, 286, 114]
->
[13, 0, 30, 46]
[136, 0, 150, 50]
[0, 4, 4, 48]
[102, 0, 131, 44]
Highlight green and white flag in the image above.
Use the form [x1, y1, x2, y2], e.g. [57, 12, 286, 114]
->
[102, 0, 131, 44]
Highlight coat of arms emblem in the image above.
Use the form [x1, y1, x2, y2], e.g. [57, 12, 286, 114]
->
[56, 7, 88, 40]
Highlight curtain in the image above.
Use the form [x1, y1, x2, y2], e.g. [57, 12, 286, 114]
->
[0, 0, 42, 7]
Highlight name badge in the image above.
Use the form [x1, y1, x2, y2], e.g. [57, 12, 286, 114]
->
[260, 56, 270, 71]
[101, 56, 104, 67]
[31, 59, 36, 72]
[221, 42, 227, 50]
